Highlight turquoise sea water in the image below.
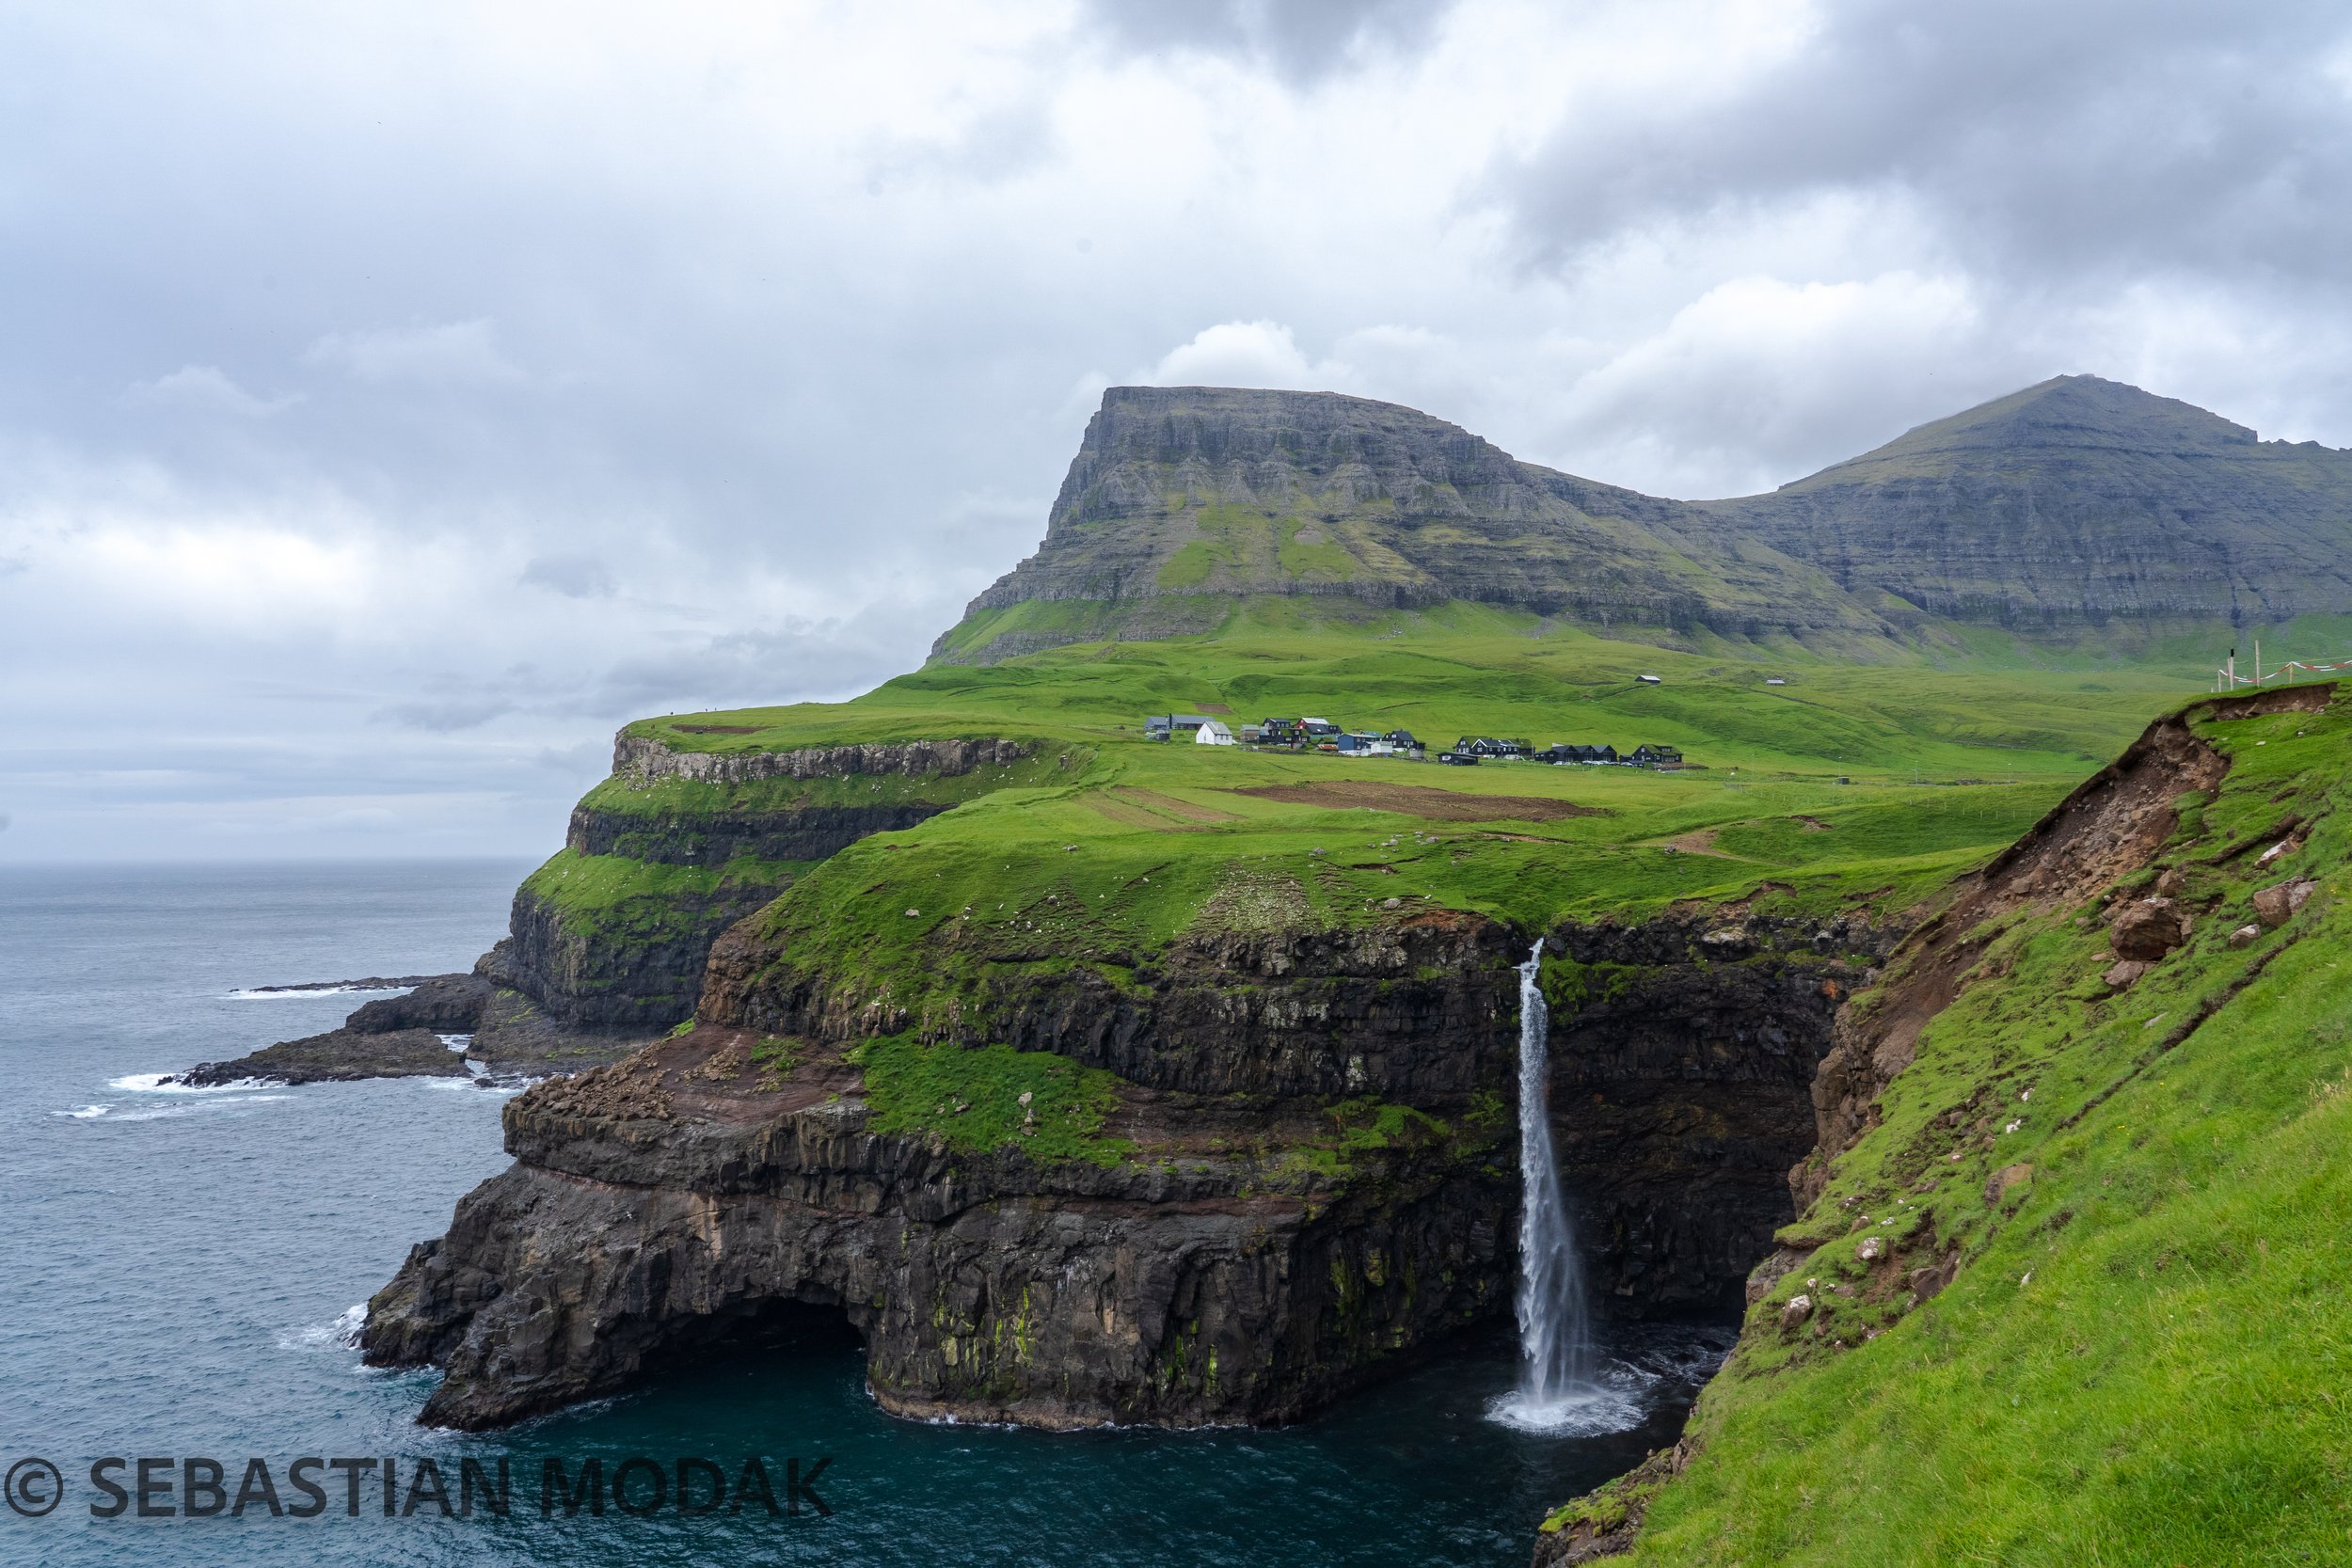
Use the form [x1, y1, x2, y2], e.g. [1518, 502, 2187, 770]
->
[0, 861, 1727, 1567]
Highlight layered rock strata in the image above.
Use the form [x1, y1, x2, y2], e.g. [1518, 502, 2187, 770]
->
[366, 905, 1895, 1428]
[364, 1026, 1512, 1430]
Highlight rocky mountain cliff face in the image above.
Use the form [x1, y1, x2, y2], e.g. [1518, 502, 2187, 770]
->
[1709, 375, 2352, 634]
[933, 386, 1892, 664]
[937, 377, 2352, 664]
[363, 905, 1896, 1429]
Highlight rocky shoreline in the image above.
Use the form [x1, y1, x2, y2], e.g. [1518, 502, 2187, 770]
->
[173, 971, 649, 1086]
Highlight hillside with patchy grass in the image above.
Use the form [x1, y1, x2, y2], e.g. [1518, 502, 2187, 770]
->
[935, 386, 1901, 664]
[939, 378, 2352, 668]
[1537, 682, 2352, 1565]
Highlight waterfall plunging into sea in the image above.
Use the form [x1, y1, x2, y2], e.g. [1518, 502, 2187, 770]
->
[1491, 938, 1643, 1434]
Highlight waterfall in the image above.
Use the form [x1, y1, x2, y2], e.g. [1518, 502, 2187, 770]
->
[1491, 936, 1631, 1433]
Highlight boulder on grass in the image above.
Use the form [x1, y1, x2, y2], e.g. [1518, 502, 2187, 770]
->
[2110, 897, 2191, 960]
[2251, 879, 2317, 929]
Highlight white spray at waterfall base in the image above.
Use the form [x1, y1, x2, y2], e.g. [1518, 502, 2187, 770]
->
[1489, 938, 1652, 1434]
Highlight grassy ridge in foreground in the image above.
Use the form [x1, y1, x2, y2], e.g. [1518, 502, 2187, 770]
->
[1584, 692, 2352, 1564]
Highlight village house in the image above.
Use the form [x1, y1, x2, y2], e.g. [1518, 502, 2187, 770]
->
[1540, 742, 1618, 765]
[1452, 736, 1532, 759]
[1629, 743, 1685, 769]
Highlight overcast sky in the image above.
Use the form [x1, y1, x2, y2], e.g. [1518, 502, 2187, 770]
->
[4, 0, 2348, 862]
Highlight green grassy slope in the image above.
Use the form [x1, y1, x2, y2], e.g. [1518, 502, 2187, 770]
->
[638, 606, 2188, 776]
[633, 611, 2209, 1075]
[1556, 690, 2352, 1565]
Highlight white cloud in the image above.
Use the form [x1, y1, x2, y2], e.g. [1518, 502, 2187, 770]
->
[1549, 271, 1991, 496]
[304, 319, 522, 384]
[1147, 321, 1324, 388]
[122, 365, 298, 418]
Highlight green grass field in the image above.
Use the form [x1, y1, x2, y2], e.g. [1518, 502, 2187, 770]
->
[1550, 692, 2352, 1565]
[590, 608, 2206, 1015]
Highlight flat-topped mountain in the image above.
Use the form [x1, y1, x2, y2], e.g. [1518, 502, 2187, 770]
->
[933, 386, 1891, 663]
[937, 376, 2352, 663]
[1711, 374, 2352, 632]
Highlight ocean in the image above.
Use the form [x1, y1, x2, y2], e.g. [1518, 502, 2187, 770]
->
[0, 860, 1724, 1567]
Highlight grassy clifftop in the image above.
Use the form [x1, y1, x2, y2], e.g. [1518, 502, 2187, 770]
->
[581, 609, 2223, 1053]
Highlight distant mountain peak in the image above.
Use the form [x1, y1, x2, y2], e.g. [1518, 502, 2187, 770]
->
[924, 384, 1894, 665]
[1718, 375, 2352, 633]
[934, 375, 2352, 664]
[1790, 375, 2259, 489]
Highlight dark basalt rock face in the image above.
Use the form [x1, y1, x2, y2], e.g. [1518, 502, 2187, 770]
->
[344, 974, 493, 1034]
[1542, 913, 1899, 1316]
[566, 801, 945, 865]
[366, 907, 1902, 1430]
[699, 909, 1526, 1100]
[483, 883, 761, 1032]
[363, 1033, 1513, 1431]
[477, 736, 1034, 1042]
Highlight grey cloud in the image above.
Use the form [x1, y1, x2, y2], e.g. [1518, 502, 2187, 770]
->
[1496, 0, 2352, 290]
[121, 364, 297, 418]
[374, 698, 519, 733]
[305, 319, 522, 384]
[586, 598, 966, 721]
[518, 554, 617, 598]
[1080, 0, 1459, 85]
[535, 739, 611, 775]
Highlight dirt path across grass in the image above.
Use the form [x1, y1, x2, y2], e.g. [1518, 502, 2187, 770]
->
[1226, 780, 1600, 821]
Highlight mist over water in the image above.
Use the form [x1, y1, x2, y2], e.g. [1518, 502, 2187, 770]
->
[0, 863, 1724, 1565]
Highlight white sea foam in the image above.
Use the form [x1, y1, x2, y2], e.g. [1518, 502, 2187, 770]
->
[437, 1033, 473, 1051]
[55, 1104, 110, 1119]
[423, 1073, 529, 1095]
[280, 1303, 368, 1352]
[108, 1071, 272, 1094]
[225, 985, 407, 1000]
